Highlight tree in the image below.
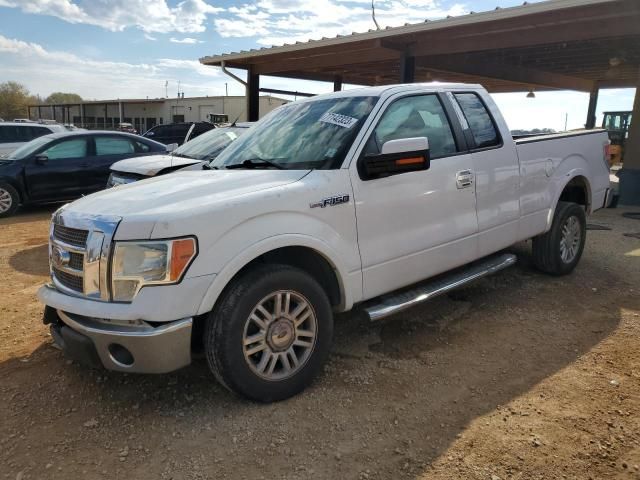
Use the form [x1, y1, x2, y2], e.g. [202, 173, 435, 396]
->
[0, 81, 38, 120]
[45, 92, 83, 104]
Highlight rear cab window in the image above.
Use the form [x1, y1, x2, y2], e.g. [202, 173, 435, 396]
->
[453, 93, 501, 149]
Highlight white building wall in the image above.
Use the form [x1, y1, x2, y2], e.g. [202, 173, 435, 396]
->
[64, 96, 289, 131]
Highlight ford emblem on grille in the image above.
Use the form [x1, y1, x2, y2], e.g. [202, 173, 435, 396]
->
[52, 246, 71, 268]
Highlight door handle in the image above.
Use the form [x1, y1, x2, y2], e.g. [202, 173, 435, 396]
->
[456, 170, 474, 189]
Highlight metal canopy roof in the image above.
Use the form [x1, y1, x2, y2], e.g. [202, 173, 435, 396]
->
[201, 0, 640, 93]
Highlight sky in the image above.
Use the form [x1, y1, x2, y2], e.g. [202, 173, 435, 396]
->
[0, 0, 635, 131]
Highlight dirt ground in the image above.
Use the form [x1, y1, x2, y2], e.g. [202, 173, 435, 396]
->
[1, 205, 640, 480]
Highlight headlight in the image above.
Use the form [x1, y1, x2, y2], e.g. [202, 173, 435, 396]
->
[107, 173, 138, 188]
[111, 237, 197, 302]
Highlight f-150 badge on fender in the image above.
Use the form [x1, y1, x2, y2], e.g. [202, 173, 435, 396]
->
[310, 194, 350, 209]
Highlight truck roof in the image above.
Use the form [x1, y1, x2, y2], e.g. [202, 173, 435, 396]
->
[303, 82, 485, 102]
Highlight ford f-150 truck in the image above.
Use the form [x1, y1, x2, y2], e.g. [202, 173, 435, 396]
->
[38, 83, 612, 402]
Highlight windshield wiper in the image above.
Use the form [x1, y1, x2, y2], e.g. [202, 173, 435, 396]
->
[225, 158, 284, 170]
[202, 163, 219, 170]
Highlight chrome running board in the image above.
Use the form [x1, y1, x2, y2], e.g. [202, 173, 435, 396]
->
[364, 253, 517, 321]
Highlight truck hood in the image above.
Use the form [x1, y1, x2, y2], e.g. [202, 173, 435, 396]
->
[65, 169, 310, 219]
[111, 154, 200, 176]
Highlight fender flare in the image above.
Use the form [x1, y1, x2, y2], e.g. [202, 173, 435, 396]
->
[546, 169, 592, 230]
[196, 234, 356, 316]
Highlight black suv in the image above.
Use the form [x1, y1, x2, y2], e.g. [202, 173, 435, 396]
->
[142, 122, 216, 146]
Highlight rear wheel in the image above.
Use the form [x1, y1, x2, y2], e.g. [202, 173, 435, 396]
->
[532, 201, 586, 275]
[204, 264, 333, 402]
[0, 183, 19, 218]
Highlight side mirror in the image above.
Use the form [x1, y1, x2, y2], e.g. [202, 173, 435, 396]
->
[146, 131, 155, 136]
[35, 154, 48, 165]
[166, 143, 178, 153]
[361, 137, 430, 180]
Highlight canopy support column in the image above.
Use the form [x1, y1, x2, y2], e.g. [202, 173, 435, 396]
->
[400, 54, 415, 83]
[333, 75, 343, 92]
[247, 67, 260, 122]
[618, 76, 640, 205]
[586, 84, 599, 129]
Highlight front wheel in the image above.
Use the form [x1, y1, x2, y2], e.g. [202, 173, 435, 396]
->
[0, 183, 19, 218]
[532, 201, 586, 275]
[204, 264, 333, 402]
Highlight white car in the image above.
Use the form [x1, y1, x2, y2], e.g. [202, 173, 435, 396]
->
[39, 83, 611, 402]
[0, 122, 66, 156]
[106, 123, 252, 187]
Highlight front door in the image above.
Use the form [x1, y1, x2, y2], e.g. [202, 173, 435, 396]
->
[350, 93, 479, 300]
[24, 137, 92, 202]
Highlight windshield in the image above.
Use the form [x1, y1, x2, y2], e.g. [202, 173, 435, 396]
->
[210, 96, 378, 170]
[7, 135, 53, 160]
[174, 126, 247, 161]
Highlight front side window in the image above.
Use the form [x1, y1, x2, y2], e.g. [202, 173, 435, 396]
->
[43, 139, 88, 160]
[95, 137, 135, 156]
[211, 96, 378, 170]
[364, 94, 458, 159]
[0, 126, 17, 143]
[454, 93, 500, 148]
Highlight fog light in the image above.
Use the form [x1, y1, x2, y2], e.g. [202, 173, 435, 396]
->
[108, 343, 134, 366]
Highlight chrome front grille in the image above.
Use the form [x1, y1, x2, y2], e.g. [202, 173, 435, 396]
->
[68, 252, 84, 271]
[52, 267, 84, 292]
[49, 209, 121, 301]
[53, 224, 89, 247]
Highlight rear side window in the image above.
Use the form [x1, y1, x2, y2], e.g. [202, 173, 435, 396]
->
[135, 141, 151, 152]
[0, 126, 17, 143]
[30, 126, 51, 140]
[453, 93, 500, 148]
[95, 137, 135, 155]
[44, 139, 88, 160]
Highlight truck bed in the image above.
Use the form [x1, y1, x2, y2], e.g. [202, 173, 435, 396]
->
[514, 128, 611, 223]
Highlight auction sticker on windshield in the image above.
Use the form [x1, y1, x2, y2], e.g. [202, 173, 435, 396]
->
[319, 112, 359, 129]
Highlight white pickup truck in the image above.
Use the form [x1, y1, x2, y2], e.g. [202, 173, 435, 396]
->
[38, 83, 612, 402]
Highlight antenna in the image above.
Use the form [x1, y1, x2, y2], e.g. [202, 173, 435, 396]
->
[371, 0, 381, 30]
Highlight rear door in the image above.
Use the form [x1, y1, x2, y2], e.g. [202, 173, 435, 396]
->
[23, 136, 91, 202]
[89, 135, 140, 192]
[450, 92, 520, 256]
[350, 91, 479, 300]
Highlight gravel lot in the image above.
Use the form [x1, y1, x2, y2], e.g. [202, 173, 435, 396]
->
[1, 205, 640, 480]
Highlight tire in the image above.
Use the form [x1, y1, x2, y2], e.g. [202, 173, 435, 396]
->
[532, 201, 586, 275]
[204, 264, 334, 402]
[0, 183, 19, 218]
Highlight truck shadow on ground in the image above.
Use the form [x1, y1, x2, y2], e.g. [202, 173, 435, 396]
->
[8, 244, 49, 276]
[1, 246, 634, 479]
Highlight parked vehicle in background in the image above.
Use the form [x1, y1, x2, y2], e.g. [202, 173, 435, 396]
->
[12, 118, 36, 123]
[117, 122, 137, 134]
[107, 123, 252, 187]
[38, 83, 611, 402]
[602, 110, 632, 164]
[0, 122, 67, 157]
[63, 124, 86, 132]
[208, 113, 229, 123]
[142, 121, 215, 146]
[0, 131, 166, 217]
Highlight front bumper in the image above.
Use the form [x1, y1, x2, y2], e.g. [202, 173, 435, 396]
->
[44, 307, 192, 374]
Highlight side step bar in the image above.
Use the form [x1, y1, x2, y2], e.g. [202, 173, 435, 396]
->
[364, 253, 517, 321]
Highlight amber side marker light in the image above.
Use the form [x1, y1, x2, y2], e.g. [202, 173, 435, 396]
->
[395, 157, 425, 166]
[170, 238, 197, 281]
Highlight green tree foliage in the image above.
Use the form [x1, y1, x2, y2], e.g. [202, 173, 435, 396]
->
[45, 92, 83, 104]
[0, 81, 39, 120]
